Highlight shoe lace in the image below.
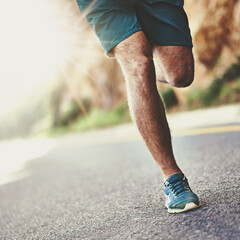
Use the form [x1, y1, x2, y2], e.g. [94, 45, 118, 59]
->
[167, 178, 191, 196]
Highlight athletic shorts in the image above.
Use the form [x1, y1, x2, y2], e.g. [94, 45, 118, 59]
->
[76, 0, 192, 57]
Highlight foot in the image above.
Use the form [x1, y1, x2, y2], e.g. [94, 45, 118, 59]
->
[164, 173, 201, 213]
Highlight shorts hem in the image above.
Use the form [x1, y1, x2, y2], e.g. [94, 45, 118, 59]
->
[105, 27, 142, 57]
[152, 41, 193, 47]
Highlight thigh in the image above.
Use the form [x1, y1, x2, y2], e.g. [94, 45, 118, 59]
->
[114, 31, 152, 58]
[136, 0, 193, 47]
[76, 0, 142, 57]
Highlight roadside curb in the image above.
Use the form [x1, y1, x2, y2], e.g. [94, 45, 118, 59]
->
[167, 103, 240, 131]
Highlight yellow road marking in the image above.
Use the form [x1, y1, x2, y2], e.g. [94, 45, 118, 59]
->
[173, 125, 240, 137]
[78, 124, 240, 146]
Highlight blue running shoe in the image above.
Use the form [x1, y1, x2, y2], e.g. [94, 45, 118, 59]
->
[164, 173, 201, 213]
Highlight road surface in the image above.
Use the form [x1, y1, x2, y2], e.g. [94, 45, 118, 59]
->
[0, 125, 240, 240]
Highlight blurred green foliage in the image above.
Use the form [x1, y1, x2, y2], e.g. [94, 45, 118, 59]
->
[217, 77, 240, 104]
[201, 78, 224, 106]
[48, 101, 131, 136]
[187, 57, 240, 109]
[72, 101, 131, 131]
[160, 88, 178, 110]
[222, 56, 240, 82]
[186, 89, 203, 109]
[57, 99, 91, 127]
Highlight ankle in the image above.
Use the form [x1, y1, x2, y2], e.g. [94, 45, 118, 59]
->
[163, 170, 183, 182]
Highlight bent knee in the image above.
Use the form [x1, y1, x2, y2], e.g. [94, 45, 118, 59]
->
[153, 45, 194, 88]
[171, 72, 194, 88]
[170, 62, 194, 88]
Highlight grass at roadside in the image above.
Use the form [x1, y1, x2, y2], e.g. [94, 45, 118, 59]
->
[47, 101, 131, 137]
[187, 77, 240, 109]
[71, 101, 131, 132]
[186, 57, 240, 109]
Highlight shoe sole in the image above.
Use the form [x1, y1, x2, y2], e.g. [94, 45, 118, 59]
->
[168, 202, 201, 214]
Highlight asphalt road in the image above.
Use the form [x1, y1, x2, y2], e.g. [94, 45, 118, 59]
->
[0, 127, 240, 240]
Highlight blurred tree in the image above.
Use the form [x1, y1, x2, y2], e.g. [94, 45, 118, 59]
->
[194, 0, 236, 67]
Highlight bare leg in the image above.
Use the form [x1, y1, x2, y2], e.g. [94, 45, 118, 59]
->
[114, 31, 182, 180]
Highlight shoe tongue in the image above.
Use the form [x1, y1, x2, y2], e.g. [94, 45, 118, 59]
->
[167, 173, 184, 184]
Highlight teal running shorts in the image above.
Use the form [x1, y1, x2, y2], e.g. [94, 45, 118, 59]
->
[76, 0, 192, 57]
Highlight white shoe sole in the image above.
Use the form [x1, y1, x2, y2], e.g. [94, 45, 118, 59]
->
[168, 202, 201, 214]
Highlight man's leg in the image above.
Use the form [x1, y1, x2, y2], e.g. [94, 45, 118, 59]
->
[114, 31, 182, 181]
[114, 31, 200, 213]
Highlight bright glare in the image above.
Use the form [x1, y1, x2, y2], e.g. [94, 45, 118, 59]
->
[0, 138, 57, 186]
[0, 0, 81, 117]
